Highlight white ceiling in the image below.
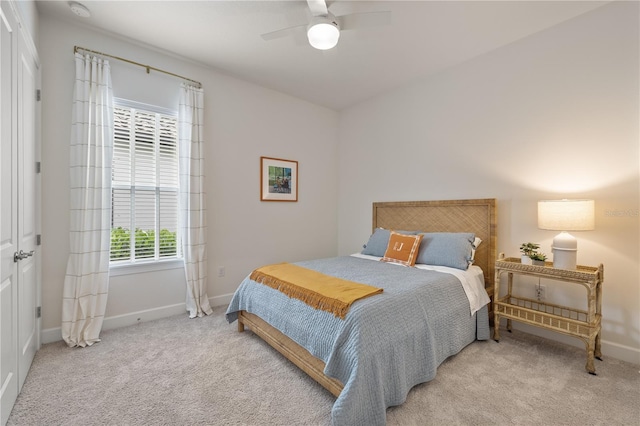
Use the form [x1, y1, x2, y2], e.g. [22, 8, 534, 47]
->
[35, 0, 609, 110]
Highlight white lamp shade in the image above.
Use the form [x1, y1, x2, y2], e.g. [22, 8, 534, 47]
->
[307, 20, 340, 50]
[538, 199, 595, 231]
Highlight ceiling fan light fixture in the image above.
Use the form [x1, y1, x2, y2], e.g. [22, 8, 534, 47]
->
[307, 17, 340, 50]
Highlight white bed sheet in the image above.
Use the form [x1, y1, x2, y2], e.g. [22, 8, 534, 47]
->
[350, 253, 490, 315]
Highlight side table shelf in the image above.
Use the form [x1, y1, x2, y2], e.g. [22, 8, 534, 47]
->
[493, 257, 604, 374]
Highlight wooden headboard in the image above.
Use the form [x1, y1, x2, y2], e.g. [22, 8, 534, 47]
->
[372, 199, 497, 293]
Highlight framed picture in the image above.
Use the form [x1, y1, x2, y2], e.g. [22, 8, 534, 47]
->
[260, 156, 298, 202]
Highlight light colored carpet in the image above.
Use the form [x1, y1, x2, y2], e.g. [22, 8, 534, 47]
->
[7, 306, 639, 425]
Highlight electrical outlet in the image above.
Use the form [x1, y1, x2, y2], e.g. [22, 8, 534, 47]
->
[218, 266, 225, 277]
[536, 284, 546, 300]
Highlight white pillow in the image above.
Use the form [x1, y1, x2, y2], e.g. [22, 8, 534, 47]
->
[470, 237, 482, 264]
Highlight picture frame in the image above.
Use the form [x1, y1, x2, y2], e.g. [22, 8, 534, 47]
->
[260, 156, 298, 202]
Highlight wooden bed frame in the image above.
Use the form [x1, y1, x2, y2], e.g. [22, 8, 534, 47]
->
[237, 198, 497, 397]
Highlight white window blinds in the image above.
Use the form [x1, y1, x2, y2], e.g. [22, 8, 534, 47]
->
[111, 102, 179, 262]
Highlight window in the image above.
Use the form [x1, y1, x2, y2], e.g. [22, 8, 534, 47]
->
[110, 100, 180, 263]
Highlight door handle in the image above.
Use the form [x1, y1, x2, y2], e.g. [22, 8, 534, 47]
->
[13, 250, 35, 262]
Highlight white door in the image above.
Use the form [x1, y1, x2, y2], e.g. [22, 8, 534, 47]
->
[17, 26, 39, 390]
[0, 4, 40, 424]
[0, 5, 19, 425]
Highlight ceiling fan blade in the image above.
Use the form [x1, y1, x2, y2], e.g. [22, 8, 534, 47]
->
[261, 24, 307, 41]
[337, 10, 392, 31]
[307, 0, 328, 17]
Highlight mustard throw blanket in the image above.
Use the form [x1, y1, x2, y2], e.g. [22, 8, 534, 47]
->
[250, 263, 383, 319]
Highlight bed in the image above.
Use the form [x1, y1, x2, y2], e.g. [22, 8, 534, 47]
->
[226, 198, 497, 425]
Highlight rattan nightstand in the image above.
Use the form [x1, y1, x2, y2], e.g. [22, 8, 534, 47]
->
[493, 256, 604, 374]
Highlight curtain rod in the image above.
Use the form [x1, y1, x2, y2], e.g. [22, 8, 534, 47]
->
[74, 45, 202, 88]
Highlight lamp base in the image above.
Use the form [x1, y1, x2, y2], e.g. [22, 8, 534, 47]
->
[552, 231, 578, 270]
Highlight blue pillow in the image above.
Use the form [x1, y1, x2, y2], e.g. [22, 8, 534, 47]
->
[361, 228, 419, 257]
[416, 232, 475, 270]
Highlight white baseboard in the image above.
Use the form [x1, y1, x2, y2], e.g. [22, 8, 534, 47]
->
[209, 292, 234, 308]
[510, 323, 640, 366]
[41, 292, 235, 345]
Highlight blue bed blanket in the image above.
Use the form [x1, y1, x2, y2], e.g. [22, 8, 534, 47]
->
[226, 256, 490, 426]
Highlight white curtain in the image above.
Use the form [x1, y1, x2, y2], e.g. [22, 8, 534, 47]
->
[179, 84, 213, 318]
[61, 53, 113, 347]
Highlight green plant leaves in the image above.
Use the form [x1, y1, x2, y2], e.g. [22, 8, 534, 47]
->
[110, 227, 177, 261]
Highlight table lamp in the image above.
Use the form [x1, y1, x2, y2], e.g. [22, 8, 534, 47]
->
[538, 199, 594, 270]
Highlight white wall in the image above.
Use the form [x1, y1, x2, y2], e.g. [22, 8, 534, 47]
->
[12, 0, 38, 44]
[38, 14, 339, 338]
[337, 2, 639, 364]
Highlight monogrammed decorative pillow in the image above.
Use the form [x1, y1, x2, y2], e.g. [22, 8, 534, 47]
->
[361, 228, 419, 257]
[381, 231, 423, 267]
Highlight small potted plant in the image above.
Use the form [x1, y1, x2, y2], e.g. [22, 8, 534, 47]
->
[519, 242, 539, 265]
[530, 252, 547, 266]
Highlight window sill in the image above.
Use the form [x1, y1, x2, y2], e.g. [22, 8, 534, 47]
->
[109, 258, 184, 277]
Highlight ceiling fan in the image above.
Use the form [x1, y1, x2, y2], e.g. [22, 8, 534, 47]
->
[261, 0, 392, 50]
